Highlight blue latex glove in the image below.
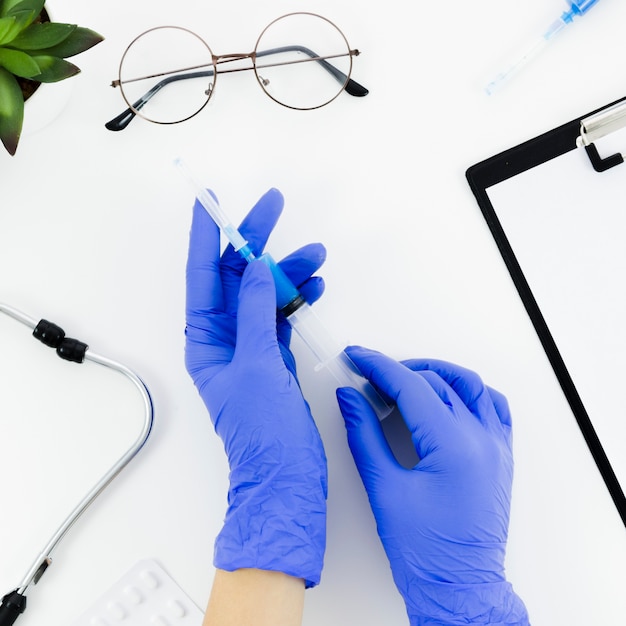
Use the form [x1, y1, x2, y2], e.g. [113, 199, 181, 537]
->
[185, 188, 328, 587]
[336, 346, 530, 625]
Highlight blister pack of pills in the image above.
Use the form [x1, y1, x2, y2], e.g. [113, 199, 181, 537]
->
[70, 559, 204, 626]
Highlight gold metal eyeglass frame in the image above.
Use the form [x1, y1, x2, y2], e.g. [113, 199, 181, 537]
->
[105, 12, 369, 131]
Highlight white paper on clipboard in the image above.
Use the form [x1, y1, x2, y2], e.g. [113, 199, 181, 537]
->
[485, 124, 626, 492]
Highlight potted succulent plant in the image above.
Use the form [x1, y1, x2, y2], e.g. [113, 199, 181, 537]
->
[0, 0, 103, 155]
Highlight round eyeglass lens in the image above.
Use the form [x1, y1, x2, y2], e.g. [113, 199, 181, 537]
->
[118, 26, 216, 124]
[253, 13, 353, 110]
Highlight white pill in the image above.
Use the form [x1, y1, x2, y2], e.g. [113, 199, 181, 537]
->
[140, 569, 161, 589]
[123, 585, 144, 605]
[106, 601, 126, 620]
[167, 599, 186, 618]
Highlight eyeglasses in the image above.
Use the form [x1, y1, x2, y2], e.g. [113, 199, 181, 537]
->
[105, 12, 368, 131]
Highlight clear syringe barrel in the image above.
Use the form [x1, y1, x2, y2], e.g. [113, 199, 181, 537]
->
[287, 302, 392, 420]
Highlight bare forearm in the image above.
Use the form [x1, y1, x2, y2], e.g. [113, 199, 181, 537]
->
[203, 568, 305, 626]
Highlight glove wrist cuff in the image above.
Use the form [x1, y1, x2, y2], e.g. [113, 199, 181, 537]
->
[404, 579, 529, 625]
[214, 482, 327, 588]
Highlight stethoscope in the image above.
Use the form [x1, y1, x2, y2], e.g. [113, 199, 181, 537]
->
[0, 303, 154, 625]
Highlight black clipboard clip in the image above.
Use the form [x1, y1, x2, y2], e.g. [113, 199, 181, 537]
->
[578, 100, 626, 172]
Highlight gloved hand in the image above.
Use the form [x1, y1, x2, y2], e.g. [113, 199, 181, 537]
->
[185, 188, 328, 587]
[336, 346, 530, 625]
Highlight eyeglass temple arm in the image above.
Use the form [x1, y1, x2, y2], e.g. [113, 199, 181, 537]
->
[105, 70, 212, 131]
[105, 44, 369, 132]
[254, 45, 368, 97]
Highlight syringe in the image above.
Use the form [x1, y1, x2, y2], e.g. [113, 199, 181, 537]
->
[485, 0, 602, 94]
[175, 158, 392, 420]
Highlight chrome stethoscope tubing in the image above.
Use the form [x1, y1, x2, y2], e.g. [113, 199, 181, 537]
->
[0, 303, 154, 617]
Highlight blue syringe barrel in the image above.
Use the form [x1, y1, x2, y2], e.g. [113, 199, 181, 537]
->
[256, 253, 306, 316]
[563, 0, 601, 21]
[568, 0, 600, 15]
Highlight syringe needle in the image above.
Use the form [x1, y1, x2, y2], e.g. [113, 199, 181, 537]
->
[485, 36, 550, 95]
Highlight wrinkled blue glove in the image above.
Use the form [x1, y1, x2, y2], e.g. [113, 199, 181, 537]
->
[185, 188, 328, 587]
[336, 346, 530, 625]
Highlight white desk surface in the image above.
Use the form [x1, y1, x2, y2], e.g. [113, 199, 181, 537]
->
[2, 1, 626, 624]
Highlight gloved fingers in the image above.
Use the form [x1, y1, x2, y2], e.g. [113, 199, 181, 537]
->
[233, 260, 284, 367]
[238, 187, 284, 247]
[222, 188, 284, 271]
[486, 385, 513, 448]
[486, 385, 512, 427]
[184, 318, 235, 391]
[336, 387, 400, 490]
[276, 315, 293, 346]
[186, 198, 223, 326]
[401, 358, 504, 433]
[345, 346, 461, 457]
[278, 242, 327, 303]
[295, 276, 325, 306]
[220, 189, 284, 312]
[187, 187, 282, 321]
[277, 336, 298, 378]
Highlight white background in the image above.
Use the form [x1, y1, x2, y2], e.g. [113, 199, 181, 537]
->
[1, 0, 626, 624]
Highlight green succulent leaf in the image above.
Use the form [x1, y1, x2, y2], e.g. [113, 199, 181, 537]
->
[0, 66, 23, 155]
[30, 54, 79, 81]
[35, 26, 103, 58]
[0, 46, 40, 76]
[5, 0, 44, 19]
[0, 15, 15, 42]
[0, 0, 24, 18]
[9, 22, 76, 50]
[0, 9, 35, 44]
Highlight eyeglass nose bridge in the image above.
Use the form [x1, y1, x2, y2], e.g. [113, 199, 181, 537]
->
[200, 52, 256, 97]
[213, 51, 257, 72]
[212, 51, 274, 88]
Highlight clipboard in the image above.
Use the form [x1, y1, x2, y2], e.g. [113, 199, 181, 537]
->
[466, 96, 626, 528]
